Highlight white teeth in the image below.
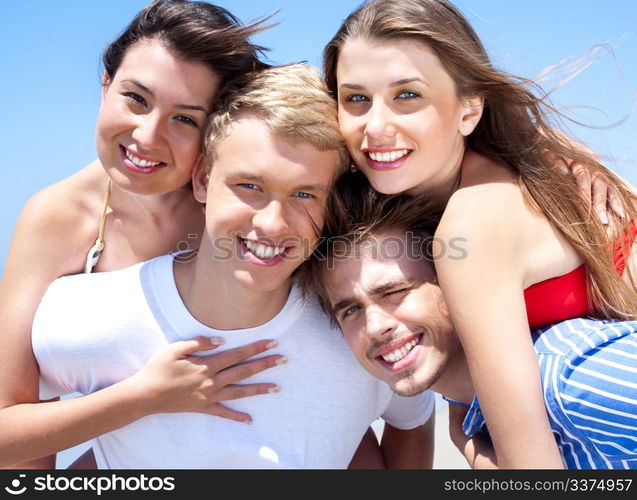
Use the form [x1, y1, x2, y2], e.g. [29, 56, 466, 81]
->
[381, 338, 419, 363]
[368, 149, 410, 163]
[244, 239, 286, 260]
[125, 149, 161, 168]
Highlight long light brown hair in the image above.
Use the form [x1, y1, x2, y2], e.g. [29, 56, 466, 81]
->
[323, 0, 637, 319]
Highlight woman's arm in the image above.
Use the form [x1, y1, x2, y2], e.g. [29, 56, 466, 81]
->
[3, 456, 56, 469]
[435, 181, 563, 469]
[0, 333, 282, 467]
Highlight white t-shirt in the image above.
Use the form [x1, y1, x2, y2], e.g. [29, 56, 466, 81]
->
[32, 254, 434, 469]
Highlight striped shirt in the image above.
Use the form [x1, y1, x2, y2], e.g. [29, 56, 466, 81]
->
[462, 318, 637, 469]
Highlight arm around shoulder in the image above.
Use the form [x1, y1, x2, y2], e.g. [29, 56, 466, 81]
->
[0, 185, 90, 409]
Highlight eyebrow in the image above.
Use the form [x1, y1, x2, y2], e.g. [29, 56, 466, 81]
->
[370, 277, 417, 296]
[332, 297, 356, 318]
[339, 83, 365, 91]
[392, 77, 430, 88]
[121, 79, 210, 114]
[227, 172, 328, 192]
[331, 276, 419, 317]
[339, 77, 430, 91]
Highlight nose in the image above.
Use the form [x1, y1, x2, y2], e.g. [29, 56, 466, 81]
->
[365, 305, 397, 338]
[252, 200, 289, 238]
[131, 112, 165, 150]
[364, 101, 396, 139]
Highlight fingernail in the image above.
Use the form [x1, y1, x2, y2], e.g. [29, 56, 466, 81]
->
[243, 419, 253, 425]
[210, 337, 225, 345]
[599, 211, 609, 225]
[265, 340, 278, 349]
[275, 356, 288, 365]
[268, 386, 281, 393]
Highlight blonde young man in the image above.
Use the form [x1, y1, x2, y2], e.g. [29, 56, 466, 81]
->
[30, 65, 434, 469]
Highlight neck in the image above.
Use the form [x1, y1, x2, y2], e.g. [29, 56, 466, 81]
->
[431, 348, 474, 405]
[173, 245, 292, 331]
[408, 143, 466, 212]
[110, 182, 199, 220]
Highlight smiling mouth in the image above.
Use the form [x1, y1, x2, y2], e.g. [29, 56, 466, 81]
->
[240, 238, 287, 260]
[366, 149, 411, 163]
[376, 333, 423, 364]
[364, 149, 412, 170]
[120, 146, 166, 171]
[237, 237, 297, 267]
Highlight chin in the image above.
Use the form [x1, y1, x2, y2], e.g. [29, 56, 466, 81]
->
[391, 369, 437, 397]
[235, 272, 290, 294]
[365, 172, 413, 196]
[392, 381, 428, 397]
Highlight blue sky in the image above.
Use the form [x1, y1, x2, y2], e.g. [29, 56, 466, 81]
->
[1, 0, 636, 272]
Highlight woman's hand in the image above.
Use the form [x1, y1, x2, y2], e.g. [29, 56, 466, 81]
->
[129, 337, 284, 424]
[554, 133, 634, 224]
[571, 163, 633, 224]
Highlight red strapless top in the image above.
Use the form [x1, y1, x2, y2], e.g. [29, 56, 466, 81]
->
[524, 221, 637, 330]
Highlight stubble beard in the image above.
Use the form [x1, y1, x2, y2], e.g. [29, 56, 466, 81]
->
[393, 361, 445, 397]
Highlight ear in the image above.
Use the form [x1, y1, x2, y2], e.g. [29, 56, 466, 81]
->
[100, 72, 112, 106]
[435, 290, 452, 322]
[191, 154, 209, 204]
[458, 95, 484, 137]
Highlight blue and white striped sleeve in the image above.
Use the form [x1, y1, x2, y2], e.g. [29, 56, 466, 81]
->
[555, 323, 637, 461]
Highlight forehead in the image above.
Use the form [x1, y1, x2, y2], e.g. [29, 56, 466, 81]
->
[337, 36, 449, 84]
[324, 230, 434, 299]
[114, 38, 220, 102]
[210, 115, 340, 187]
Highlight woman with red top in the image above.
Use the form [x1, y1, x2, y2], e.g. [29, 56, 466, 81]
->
[324, 0, 637, 468]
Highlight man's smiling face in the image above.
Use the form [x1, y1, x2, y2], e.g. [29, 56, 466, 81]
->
[324, 229, 458, 396]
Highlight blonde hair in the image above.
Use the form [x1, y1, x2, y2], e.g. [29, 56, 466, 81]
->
[323, 0, 637, 319]
[204, 63, 350, 173]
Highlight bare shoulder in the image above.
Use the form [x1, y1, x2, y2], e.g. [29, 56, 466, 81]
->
[437, 152, 524, 242]
[21, 161, 105, 231]
[8, 160, 108, 276]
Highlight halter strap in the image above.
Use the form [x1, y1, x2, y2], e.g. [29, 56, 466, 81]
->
[84, 178, 112, 273]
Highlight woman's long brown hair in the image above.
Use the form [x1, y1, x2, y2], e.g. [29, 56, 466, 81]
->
[323, 0, 637, 319]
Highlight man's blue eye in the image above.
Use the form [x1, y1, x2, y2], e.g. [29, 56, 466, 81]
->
[294, 192, 314, 199]
[342, 305, 360, 319]
[396, 90, 420, 99]
[346, 94, 368, 103]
